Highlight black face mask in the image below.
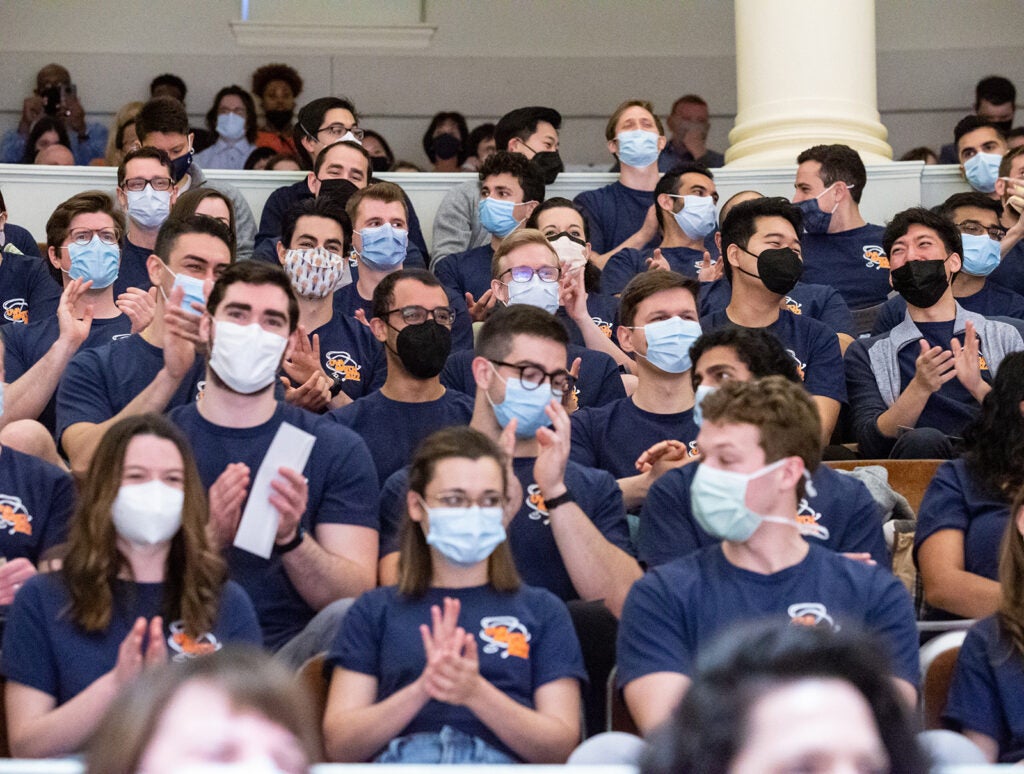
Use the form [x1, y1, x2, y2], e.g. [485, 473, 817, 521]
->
[316, 178, 359, 211]
[736, 246, 803, 296]
[264, 109, 294, 131]
[531, 151, 564, 185]
[169, 149, 194, 184]
[431, 133, 461, 161]
[393, 321, 452, 379]
[992, 118, 1014, 135]
[891, 258, 950, 309]
[370, 155, 391, 173]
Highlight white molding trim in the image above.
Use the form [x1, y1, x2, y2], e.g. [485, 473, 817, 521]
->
[229, 20, 436, 49]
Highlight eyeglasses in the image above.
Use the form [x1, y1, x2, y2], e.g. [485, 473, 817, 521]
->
[422, 491, 507, 509]
[317, 123, 364, 142]
[957, 220, 1007, 241]
[217, 106, 247, 116]
[499, 265, 561, 283]
[385, 305, 455, 326]
[65, 228, 119, 246]
[122, 176, 174, 192]
[490, 359, 574, 394]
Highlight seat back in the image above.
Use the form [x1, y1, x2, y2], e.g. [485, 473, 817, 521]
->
[824, 458, 943, 515]
[919, 630, 967, 730]
[296, 652, 329, 761]
[605, 666, 639, 736]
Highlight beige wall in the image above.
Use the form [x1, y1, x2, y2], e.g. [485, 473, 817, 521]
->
[1, 1, 1023, 167]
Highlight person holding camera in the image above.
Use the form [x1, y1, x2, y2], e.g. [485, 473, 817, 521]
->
[1, 63, 108, 166]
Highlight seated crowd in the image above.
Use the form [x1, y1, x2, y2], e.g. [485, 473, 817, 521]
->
[3, 62, 1024, 767]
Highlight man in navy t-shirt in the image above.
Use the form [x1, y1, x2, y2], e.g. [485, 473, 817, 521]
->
[699, 196, 845, 444]
[169, 259, 379, 654]
[639, 327, 886, 568]
[57, 214, 233, 473]
[330, 268, 473, 485]
[617, 376, 918, 736]
[570, 271, 701, 510]
[792, 144, 890, 326]
[846, 207, 1024, 459]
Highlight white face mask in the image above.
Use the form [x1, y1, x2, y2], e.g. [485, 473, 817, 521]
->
[209, 320, 288, 394]
[549, 234, 588, 272]
[126, 185, 172, 231]
[112, 480, 184, 546]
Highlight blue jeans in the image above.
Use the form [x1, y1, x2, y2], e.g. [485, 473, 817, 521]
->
[375, 725, 515, 764]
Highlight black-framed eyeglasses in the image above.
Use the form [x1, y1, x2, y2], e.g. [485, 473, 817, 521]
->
[66, 228, 119, 246]
[957, 220, 1007, 242]
[499, 265, 561, 284]
[317, 123, 364, 142]
[385, 305, 454, 326]
[490, 359, 574, 394]
[122, 176, 174, 192]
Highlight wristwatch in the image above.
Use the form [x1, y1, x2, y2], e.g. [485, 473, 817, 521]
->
[329, 373, 346, 398]
[274, 525, 306, 554]
[544, 489, 576, 511]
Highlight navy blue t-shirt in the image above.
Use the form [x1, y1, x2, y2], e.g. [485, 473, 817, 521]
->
[944, 616, 1024, 763]
[330, 389, 474, 486]
[569, 396, 699, 481]
[990, 240, 1024, 297]
[555, 293, 620, 349]
[873, 284, 1024, 334]
[378, 458, 631, 602]
[55, 333, 205, 449]
[434, 244, 493, 302]
[330, 583, 586, 761]
[700, 309, 847, 402]
[639, 462, 887, 567]
[6, 314, 133, 435]
[168, 401, 380, 649]
[2, 223, 42, 257]
[311, 312, 386, 401]
[113, 238, 154, 298]
[332, 281, 474, 353]
[1, 573, 260, 704]
[0, 250, 60, 326]
[617, 543, 919, 687]
[913, 459, 1009, 582]
[700, 280, 855, 337]
[0, 447, 75, 564]
[799, 225, 891, 309]
[440, 345, 626, 411]
[574, 182, 660, 256]
[602, 246, 703, 296]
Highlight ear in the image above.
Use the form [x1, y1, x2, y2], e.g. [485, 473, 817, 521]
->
[780, 456, 805, 493]
[169, 187, 178, 207]
[490, 277, 508, 304]
[146, 254, 166, 287]
[656, 192, 675, 213]
[996, 177, 1008, 198]
[368, 315, 388, 344]
[947, 251, 962, 275]
[471, 354, 494, 391]
[617, 324, 638, 355]
[657, 134, 667, 152]
[116, 187, 127, 211]
[522, 200, 539, 219]
[351, 230, 363, 256]
[606, 137, 618, 157]
[48, 245, 63, 271]
[714, 231, 722, 254]
[307, 172, 320, 196]
[725, 243, 742, 273]
[275, 240, 287, 264]
[406, 490, 426, 524]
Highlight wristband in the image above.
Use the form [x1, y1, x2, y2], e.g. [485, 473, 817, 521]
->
[274, 525, 306, 554]
[544, 489, 576, 511]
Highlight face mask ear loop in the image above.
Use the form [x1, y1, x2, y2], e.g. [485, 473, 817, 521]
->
[803, 469, 817, 498]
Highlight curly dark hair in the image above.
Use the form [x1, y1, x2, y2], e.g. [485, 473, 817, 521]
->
[250, 63, 303, 100]
[963, 351, 1024, 499]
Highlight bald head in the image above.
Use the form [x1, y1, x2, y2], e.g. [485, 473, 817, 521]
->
[35, 145, 74, 166]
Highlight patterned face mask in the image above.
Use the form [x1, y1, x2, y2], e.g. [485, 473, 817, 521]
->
[282, 246, 351, 299]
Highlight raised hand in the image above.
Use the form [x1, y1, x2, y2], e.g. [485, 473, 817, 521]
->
[270, 466, 308, 545]
[116, 286, 157, 334]
[910, 339, 956, 394]
[208, 463, 250, 550]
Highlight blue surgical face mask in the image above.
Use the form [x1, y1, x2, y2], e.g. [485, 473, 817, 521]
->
[478, 197, 521, 237]
[690, 458, 791, 542]
[964, 152, 1003, 193]
[506, 274, 559, 314]
[486, 364, 557, 439]
[794, 182, 848, 234]
[356, 223, 408, 271]
[693, 383, 716, 427]
[616, 129, 660, 168]
[420, 497, 506, 566]
[160, 263, 207, 314]
[216, 112, 246, 142]
[959, 232, 1002, 277]
[669, 194, 718, 240]
[67, 236, 120, 289]
[634, 316, 702, 374]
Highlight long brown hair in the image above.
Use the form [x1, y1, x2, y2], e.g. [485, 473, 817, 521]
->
[398, 426, 519, 597]
[999, 487, 1024, 657]
[63, 414, 225, 636]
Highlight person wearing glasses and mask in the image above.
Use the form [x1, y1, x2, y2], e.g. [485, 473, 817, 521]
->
[256, 97, 430, 265]
[324, 425, 585, 764]
[329, 268, 473, 486]
[872, 193, 1024, 334]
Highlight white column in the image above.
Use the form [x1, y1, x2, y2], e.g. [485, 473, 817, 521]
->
[726, 0, 892, 167]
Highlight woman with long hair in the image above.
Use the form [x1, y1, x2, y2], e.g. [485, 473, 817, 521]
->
[916, 351, 1024, 618]
[171, 187, 237, 258]
[323, 426, 584, 764]
[0, 414, 261, 758]
[196, 86, 258, 171]
[944, 485, 1024, 762]
[20, 116, 71, 164]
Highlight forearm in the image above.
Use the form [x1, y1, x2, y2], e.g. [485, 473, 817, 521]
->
[875, 381, 931, 439]
[281, 533, 376, 609]
[3, 339, 79, 423]
[62, 366, 186, 473]
[8, 672, 119, 758]
[548, 500, 642, 618]
[812, 396, 839, 446]
[616, 472, 652, 511]
[569, 312, 636, 373]
[921, 568, 1000, 619]
[464, 678, 578, 763]
[324, 677, 431, 762]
